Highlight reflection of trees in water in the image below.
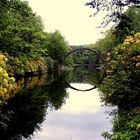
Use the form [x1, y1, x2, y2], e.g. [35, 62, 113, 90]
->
[45, 75, 68, 110]
[66, 65, 104, 86]
[0, 74, 68, 140]
[58, 65, 105, 92]
[0, 87, 48, 140]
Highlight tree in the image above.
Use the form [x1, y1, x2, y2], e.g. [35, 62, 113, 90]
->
[86, 0, 140, 26]
[89, 6, 140, 52]
[46, 31, 73, 68]
[0, 0, 45, 57]
[115, 6, 140, 42]
[0, 0, 50, 75]
[90, 29, 119, 52]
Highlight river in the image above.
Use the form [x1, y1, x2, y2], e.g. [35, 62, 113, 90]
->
[0, 66, 115, 140]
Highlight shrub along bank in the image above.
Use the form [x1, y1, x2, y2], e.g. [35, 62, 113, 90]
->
[100, 32, 140, 140]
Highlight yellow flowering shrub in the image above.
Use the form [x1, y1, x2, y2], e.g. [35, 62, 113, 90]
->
[7, 55, 48, 76]
[123, 32, 140, 46]
[106, 32, 140, 76]
[0, 53, 15, 102]
[102, 32, 140, 102]
[137, 124, 140, 132]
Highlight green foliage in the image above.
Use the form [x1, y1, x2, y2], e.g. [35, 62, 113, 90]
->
[73, 50, 94, 64]
[0, 0, 74, 105]
[100, 33, 140, 140]
[0, 0, 49, 76]
[0, 0, 45, 56]
[46, 31, 73, 67]
[100, 32, 140, 104]
[0, 0, 73, 78]
[90, 29, 119, 52]
[115, 6, 140, 42]
[70, 45, 103, 69]
[6, 55, 48, 76]
[102, 108, 140, 140]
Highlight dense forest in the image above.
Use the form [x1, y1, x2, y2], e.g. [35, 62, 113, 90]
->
[0, 0, 140, 140]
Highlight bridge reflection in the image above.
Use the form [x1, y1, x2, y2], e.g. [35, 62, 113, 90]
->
[63, 66, 105, 92]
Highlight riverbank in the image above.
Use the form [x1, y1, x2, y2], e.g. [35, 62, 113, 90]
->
[0, 52, 50, 102]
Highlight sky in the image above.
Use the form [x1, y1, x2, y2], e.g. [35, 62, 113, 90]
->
[27, 0, 109, 45]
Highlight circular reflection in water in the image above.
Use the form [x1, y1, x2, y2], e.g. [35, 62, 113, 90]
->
[65, 81, 97, 91]
[64, 66, 105, 91]
[63, 48, 105, 91]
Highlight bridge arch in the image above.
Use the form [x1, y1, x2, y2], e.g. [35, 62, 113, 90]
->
[63, 48, 105, 91]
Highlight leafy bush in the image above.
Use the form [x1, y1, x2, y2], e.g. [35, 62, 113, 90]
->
[7, 55, 48, 75]
[100, 33, 140, 106]
[0, 53, 15, 102]
[100, 33, 140, 140]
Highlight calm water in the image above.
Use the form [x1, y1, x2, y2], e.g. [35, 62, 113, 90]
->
[0, 66, 115, 140]
[33, 83, 114, 140]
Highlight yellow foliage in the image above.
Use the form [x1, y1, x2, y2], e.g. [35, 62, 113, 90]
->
[0, 53, 16, 102]
[136, 62, 140, 69]
[137, 124, 140, 132]
[0, 54, 8, 66]
[131, 55, 140, 62]
[123, 32, 140, 46]
[106, 32, 140, 76]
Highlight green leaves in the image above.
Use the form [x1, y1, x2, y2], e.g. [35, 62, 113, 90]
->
[46, 31, 73, 67]
[100, 33, 140, 140]
[0, 0, 45, 56]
